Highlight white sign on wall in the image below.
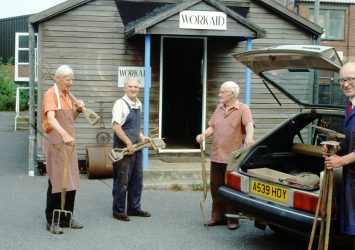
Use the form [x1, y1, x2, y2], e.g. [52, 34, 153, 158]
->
[179, 10, 227, 30]
[118, 66, 146, 87]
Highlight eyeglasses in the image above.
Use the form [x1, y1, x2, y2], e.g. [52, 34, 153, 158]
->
[219, 90, 233, 95]
[338, 77, 355, 86]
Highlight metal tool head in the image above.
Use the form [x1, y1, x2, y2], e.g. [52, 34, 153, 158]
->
[51, 209, 73, 232]
[151, 138, 166, 150]
[320, 141, 340, 147]
[82, 108, 101, 126]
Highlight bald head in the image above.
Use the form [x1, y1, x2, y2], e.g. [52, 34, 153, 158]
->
[340, 62, 355, 74]
[339, 61, 355, 98]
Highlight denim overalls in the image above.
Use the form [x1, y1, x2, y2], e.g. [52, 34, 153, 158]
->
[112, 99, 143, 216]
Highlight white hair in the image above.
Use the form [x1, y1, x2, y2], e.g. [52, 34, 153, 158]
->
[222, 81, 240, 96]
[124, 76, 140, 87]
[55, 65, 74, 79]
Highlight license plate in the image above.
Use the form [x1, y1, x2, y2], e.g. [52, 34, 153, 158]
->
[251, 178, 288, 203]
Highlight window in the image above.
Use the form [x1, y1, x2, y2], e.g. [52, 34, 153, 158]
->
[310, 8, 345, 40]
[15, 33, 38, 81]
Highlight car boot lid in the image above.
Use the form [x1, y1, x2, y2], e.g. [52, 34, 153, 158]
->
[234, 45, 344, 109]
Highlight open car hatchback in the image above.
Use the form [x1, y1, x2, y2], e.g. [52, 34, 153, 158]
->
[218, 45, 353, 245]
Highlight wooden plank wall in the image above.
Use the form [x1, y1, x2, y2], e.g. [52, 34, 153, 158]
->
[36, 0, 149, 158]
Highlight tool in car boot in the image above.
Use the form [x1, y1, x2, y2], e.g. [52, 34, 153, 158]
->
[313, 125, 345, 141]
[308, 140, 338, 250]
[108, 138, 165, 163]
[68, 91, 101, 126]
[51, 144, 74, 233]
[199, 141, 209, 229]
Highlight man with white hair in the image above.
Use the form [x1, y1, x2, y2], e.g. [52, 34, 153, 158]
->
[196, 80, 255, 230]
[111, 76, 151, 222]
[42, 65, 84, 234]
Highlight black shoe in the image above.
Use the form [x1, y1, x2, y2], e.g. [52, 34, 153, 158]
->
[60, 219, 84, 229]
[127, 210, 151, 217]
[46, 223, 64, 234]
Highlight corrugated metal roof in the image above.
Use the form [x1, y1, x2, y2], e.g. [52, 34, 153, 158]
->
[298, 0, 355, 3]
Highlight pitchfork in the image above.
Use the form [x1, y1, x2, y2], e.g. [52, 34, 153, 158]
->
[51, 144, 74, 232]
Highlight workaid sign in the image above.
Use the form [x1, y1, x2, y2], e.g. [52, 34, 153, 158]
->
[118, 66, 145, 87]
[179, 10, 227, 30]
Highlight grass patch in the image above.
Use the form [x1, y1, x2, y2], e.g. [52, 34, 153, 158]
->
[170, 184, 183, 191]
[191, 183, 210, 191]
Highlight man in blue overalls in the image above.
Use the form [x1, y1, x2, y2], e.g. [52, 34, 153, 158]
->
[111, 76, 151, 221]
[324, 62, 355, 240]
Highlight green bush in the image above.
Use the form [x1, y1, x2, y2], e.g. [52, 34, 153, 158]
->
[0, 57, 30, 111]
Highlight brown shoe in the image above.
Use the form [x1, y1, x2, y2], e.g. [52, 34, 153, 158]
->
[127, 210, 151, 217]
[204, 218, 227, 226]
[227, 219, 239, 230]
[113, 214, 130, 221]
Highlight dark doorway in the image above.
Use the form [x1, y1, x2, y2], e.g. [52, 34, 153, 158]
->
[162, 37, 204, 149]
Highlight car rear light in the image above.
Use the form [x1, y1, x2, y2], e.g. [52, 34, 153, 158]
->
[293, 191, 336, 215]
[293, 191, 318, 213]
[226, 171, 241, 191]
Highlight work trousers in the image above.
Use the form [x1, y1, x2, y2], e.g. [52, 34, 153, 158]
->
[112, 151, 143, 216]
[45, 179, 76, 224]
[210, 161, 237, 220]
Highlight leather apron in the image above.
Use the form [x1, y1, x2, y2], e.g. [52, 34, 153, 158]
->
[43, 85, 80, 193]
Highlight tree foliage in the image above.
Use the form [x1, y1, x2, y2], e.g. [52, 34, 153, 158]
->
[0, 57, 29, 111]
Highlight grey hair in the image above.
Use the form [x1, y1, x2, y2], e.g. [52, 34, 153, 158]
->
[223, 81, 240, 96]
[55, 65, 74, 79]
[124, 76, 140, 87]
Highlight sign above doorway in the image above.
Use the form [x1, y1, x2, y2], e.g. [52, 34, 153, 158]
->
[179, 10, 227, 30]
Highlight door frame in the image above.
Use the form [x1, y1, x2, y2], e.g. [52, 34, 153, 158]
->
[158, 35, 207, 153]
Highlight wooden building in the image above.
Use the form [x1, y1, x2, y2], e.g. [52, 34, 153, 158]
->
[28, 0, 322, 170]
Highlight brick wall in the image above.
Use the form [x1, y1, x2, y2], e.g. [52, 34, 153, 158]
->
[348, 5, 355, 61]
[295, 3, 355, 62]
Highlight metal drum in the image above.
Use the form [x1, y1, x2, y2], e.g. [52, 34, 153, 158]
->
[86, 146, 113, 179]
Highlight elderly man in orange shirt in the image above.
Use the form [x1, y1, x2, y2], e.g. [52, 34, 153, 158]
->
[42, 65, 84, 234]
[196, 80, 255, 230]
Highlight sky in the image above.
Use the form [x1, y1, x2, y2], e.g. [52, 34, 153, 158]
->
[0, 0, 67, 19]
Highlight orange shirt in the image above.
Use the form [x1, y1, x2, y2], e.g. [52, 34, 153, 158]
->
[208, 100, 253, 164]
[42, 85, 75, 133]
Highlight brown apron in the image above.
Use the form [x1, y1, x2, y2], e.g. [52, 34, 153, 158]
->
[43, 93, 80, 193]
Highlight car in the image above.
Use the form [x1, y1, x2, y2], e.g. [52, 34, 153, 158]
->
[218, 45, 353, 245]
